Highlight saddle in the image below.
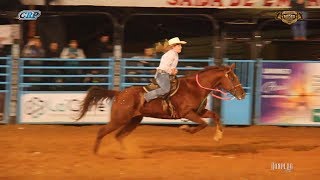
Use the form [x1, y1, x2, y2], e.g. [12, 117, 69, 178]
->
[143, 75, 180, 118]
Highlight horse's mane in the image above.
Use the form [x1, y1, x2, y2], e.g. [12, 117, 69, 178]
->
[182, 65, 228, 79]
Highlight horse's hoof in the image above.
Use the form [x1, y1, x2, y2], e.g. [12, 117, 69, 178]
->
[179, 125, 189, 131]
[213, 130, 223, 142]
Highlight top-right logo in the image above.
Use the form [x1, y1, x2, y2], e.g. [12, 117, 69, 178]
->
[275, 11, 303, 25]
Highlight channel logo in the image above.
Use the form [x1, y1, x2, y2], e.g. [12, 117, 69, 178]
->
[18, 10, 41, 20]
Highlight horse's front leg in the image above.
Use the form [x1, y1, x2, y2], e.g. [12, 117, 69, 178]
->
[200, 109, 223, 141]
[180, 111, 208, 134]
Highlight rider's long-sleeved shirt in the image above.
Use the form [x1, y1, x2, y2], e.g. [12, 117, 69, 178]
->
[156, 49, 178, 74]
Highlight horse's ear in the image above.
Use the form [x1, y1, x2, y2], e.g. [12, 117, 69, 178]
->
[230, 63, 236, 70]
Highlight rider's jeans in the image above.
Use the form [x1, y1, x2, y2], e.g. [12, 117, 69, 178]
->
[144, 72, 170, 102]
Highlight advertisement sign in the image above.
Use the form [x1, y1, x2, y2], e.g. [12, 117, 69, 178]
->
[20, 93, 111, 123]
[21, 0, 320, 9]
[260, 62, 320, 125]
[20, 92, 212, 124]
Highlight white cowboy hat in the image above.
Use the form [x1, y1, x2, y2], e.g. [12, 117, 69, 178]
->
[168, 37, 187, 46]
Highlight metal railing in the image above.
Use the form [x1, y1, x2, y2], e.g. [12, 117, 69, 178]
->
[120, 58, 214, 89]
[0, 56, 12, 123]
[19, 58, 114, 91]
[17, 58, 114, 124]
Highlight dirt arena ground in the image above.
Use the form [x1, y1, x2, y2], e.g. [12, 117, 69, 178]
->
[0, 124, 320, 179]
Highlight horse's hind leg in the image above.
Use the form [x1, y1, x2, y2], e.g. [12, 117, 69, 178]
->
[115, 116, 143, 145]
[200, 109, 223, 141]
[94, 122, 123, 154]
[180, 111, 208, 134]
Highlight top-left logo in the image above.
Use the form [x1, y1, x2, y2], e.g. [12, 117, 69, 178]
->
[18, 10, 41, 20]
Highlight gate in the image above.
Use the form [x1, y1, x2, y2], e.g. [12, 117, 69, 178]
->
[0, 56, 12, 123]
[221, 59, 255, 125]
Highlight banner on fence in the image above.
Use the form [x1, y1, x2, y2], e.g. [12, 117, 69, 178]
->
[20, 92, 211, 124]
[260, 62, 320, 125]
[21, 0, 320, 9]
[20, 93, 110, 123]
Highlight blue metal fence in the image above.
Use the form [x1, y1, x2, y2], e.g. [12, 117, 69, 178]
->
[19, 58, 114, 91]
[17, 58, 114, 124]
[120, 58, 214, 89]
[0, 56, 12, 123]
[12, 57, 320, 125]
[221, 59, 256, 125]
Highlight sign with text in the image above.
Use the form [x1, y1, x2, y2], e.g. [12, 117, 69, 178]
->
[20, 92, 212, 124]
[259, 62, 320, 125]
[21, 0, 320, 8]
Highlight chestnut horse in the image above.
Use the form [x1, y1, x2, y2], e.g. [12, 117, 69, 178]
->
[77, 63, 245, 154]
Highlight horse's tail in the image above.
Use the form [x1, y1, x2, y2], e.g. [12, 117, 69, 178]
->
[76, 86, 119, 121]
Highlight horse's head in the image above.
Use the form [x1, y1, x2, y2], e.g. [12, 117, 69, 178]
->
[219, 63, 246, 100]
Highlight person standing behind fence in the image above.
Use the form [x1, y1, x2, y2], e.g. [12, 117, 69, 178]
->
[22, 37, 45, 58]
[91, 35, 113, 76]
[144, 37, 187, 103]
[47, 42, 60, 58]
[96, 35, 113, 58]
[60, 40, 86, 59]
[132, 48, 156, 83]
[46, 42, 63, 90]
[22, 36, 45, 90]
[60, 40, 86, 87]
[291, 0, 307, 40]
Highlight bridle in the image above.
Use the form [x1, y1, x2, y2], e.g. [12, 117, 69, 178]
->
[195, 69, 242, 100]
[224, 70, 242, 96]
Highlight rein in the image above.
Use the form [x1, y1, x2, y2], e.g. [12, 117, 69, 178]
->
[196, 74, 235, 100]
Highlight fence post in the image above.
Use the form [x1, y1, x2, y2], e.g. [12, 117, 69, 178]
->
[112, 23, 124, 90]
[9, 39, 20, 124]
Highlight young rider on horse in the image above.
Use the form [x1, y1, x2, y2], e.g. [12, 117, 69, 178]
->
[144, 37, 187, 102]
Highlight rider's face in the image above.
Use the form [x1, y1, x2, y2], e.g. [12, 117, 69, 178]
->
[172, 44, 182, 53]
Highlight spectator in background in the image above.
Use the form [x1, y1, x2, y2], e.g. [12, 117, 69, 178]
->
[60, 40, 86, 59]
[47, 42, 60, 58]
[87, 35, 113, 76]
[132, 47, 157, 83]
[22, 36, 45, 58]
[96, 35, 113, 58]
[291, 0, 307, 40]
[87, 35, 113, 58]
[22, 36, 45, 90]
[60, 40, 86, 87]
[132, 47, 156, 60]
[46, 42, 64, 90]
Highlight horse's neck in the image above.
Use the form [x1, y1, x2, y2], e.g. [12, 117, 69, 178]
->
[186, 70, 222, 97]
[198, 70, 222, 89]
